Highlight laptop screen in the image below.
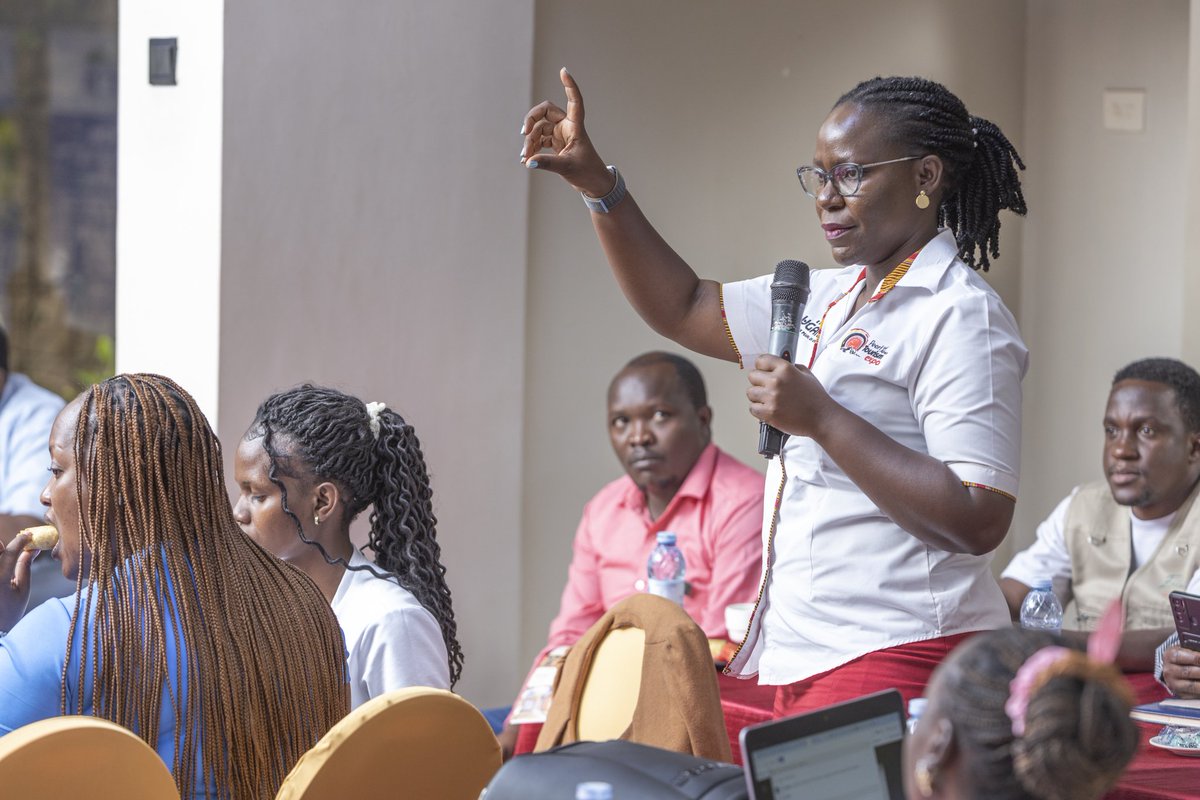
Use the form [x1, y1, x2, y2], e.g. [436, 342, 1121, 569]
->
[741, 689, 906, 800]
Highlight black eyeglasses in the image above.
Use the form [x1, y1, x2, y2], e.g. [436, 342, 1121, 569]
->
[796, 155, 923, 198]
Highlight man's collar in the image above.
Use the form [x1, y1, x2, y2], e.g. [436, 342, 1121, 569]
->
[620, 442, 720, 512]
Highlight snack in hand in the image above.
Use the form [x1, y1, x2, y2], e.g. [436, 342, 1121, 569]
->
[20, 524, 59, 552]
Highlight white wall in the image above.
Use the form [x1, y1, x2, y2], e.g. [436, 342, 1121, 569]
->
[114, 0, 1199, 710]
[521, 0, 1028, 669]
[116, 2, 223, 420]
[217, 1, 535, 706]
[1011, 0, 1190, 556]
[1186, 0, 1200, 366]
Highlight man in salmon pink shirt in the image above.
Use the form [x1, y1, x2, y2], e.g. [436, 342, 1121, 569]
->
[546, 352, 765, 645]
[497, 352, 764, 756]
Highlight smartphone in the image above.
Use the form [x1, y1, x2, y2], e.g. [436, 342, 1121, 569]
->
[1170, 591, 1200, 651]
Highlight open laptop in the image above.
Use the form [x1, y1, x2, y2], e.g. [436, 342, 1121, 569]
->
[739, 689, 906, 800]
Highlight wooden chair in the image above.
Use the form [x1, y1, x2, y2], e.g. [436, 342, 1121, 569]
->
[275, 687, 502, 800]
[0, 716, 179, 799]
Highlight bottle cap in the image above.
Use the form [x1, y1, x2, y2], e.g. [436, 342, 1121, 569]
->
[656, 531, 677, 545]
[907, 697, 928, 716]
[576, 782, 614, 800]
[1033, 580, 1053, 591]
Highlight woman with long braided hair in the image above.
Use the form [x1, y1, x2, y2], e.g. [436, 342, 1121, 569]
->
[233, 384, 461, 707]
[520, 73, 1028, 713]
[0, 374, 348, 799]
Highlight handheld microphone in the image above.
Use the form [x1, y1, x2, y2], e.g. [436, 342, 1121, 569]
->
[758, 259, 811, 458]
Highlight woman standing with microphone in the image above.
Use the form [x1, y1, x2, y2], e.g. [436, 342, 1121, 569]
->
[520, 72, 1028, 715]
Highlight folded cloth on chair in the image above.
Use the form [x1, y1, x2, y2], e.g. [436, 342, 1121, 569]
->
[535, 593, 732, 761]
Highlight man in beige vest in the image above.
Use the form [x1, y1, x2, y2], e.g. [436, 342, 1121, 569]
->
[1000, 358, 1200, 670]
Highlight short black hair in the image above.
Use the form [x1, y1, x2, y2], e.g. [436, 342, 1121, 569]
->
[1113, 357, 1200, 432]
[619, 351, 708, 409]
[0, 322, 7, 372]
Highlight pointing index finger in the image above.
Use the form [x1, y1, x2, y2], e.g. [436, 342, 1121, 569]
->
[560, 68, 584, 123]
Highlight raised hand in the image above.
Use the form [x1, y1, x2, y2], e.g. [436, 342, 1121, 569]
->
[520, 69, 612, 196]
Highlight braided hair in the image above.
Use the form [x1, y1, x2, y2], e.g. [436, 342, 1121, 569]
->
[937, 628, 1137, 800]
[836, 76, 1027, 270]
[249, 384, 464, 687]
[65, 374, 348, 800]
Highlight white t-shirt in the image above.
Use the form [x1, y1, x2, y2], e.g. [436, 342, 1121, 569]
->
[331, 549, 451, 708]
[722, 229, 1028, 684]
[1001, 487, 1200, 592]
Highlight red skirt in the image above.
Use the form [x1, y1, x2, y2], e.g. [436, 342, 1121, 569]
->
[773, 631, 976, 717]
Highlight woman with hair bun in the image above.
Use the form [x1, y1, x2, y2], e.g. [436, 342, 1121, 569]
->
[233, 384, 462, 707]
[905, 623, 1138, 800]
[521, 71, 1028, 713]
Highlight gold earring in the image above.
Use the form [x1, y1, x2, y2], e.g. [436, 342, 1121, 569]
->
[914, 755, 936, 797]
[915, 190, 930, 210]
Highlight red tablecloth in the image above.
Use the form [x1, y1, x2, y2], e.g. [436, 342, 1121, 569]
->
[716, 673, 775, 764]
[513, 669, 1197, 798]
[1106, 723, 1200, 800]
[1103, 673, 1199, 800]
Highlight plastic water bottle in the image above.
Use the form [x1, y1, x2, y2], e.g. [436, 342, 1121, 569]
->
[576, 782, 614, 800]
[647, 531, 686, 605]
[1020, 580, 1063, 634]
[906, 697, 927, 735]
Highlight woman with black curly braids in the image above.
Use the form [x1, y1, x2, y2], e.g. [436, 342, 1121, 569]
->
[520, 73, 1029, 715]
[233, 385, 461, 707]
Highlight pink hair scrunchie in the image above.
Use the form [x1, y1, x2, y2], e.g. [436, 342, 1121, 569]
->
[1004, 599, 1126, 737]
[1004, 645, 1070, 737]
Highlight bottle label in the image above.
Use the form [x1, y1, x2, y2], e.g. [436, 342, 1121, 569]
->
[648, 578, 685, 605]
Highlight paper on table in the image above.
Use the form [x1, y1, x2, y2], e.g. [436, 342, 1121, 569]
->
[1132, 699, 1200, 728]
[1161, 698, 1200, 709]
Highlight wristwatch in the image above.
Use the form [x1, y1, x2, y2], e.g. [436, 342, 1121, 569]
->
[581, 166, 627, 214]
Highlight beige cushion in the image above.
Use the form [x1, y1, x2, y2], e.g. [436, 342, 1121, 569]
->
[0, 715, 178, 798]
[576, 627, 645, 740]
[276, 687, 501, 800]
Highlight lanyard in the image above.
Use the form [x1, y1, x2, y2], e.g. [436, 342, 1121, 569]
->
[805, 248, 922, 369]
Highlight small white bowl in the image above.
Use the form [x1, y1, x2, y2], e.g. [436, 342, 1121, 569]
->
[725, 602, 754, 643]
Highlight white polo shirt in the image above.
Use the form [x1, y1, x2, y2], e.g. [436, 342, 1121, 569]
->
[722, 229, 1027, 685]
[331, 549, 451, 709]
